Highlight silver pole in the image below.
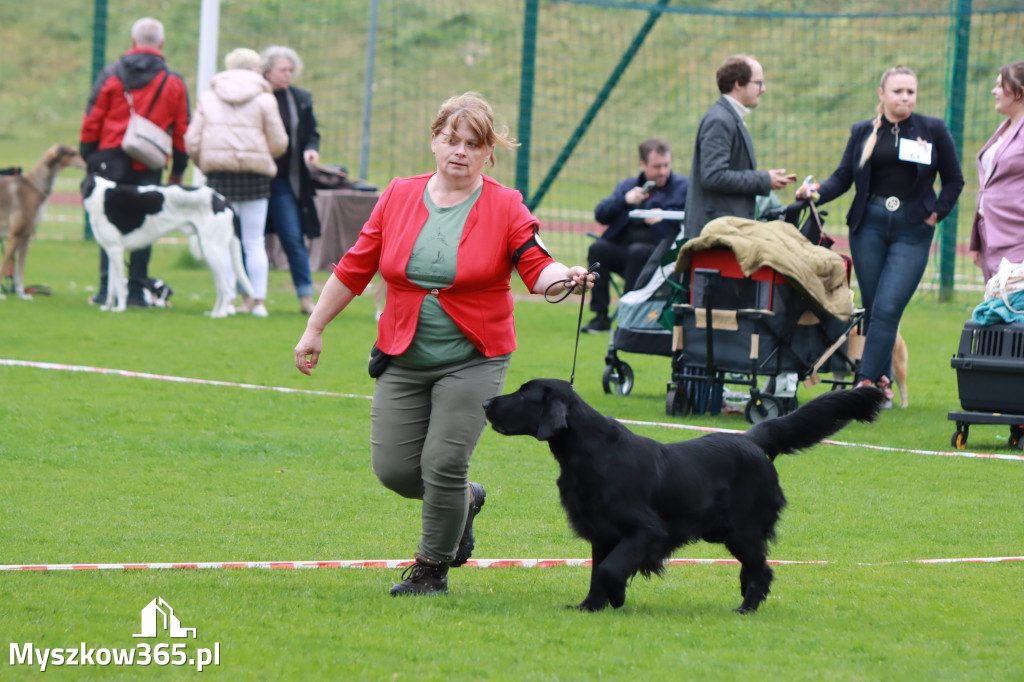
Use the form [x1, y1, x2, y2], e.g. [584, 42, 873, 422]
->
[359, 0, 379, 180]
[193, 0, 221, 185]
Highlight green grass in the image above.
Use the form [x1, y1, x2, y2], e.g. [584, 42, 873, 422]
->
[1, 211, 1023, 679]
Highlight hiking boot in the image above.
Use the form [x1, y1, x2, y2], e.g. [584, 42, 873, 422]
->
[583, 313, 611, 333]
[452, 482, 486, 567]
[389, 553, 449, 596]
[126, 291, 152, 308]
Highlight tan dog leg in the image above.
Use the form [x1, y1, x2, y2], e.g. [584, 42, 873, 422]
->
[891, 330, 909, 408]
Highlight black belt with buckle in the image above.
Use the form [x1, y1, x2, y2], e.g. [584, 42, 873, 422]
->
[868, 194, 902, 212]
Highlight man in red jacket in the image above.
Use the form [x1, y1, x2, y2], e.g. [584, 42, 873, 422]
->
[80, 17, 191, 307]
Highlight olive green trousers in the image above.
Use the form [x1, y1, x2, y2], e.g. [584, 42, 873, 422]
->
[370, 353, 510, 563]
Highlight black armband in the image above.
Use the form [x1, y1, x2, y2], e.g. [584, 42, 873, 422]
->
[511, 225, 551, 266]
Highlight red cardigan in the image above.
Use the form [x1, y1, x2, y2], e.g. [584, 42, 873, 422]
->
[334, 173, 555, 357]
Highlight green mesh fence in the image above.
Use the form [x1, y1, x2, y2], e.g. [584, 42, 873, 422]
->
[90, 0, 1024, 295]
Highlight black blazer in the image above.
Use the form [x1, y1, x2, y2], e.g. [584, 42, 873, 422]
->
[270, 85, 322, 239]
[816, 112, 964, 231]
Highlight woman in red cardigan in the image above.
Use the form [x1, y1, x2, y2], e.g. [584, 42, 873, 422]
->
[294, 93, 592, 596]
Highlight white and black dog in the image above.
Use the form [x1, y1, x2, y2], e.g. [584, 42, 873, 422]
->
[82, 175, 254, 317]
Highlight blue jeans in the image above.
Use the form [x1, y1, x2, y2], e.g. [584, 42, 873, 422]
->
[848, 202, 934, 383]
[268, 178, 313, 298]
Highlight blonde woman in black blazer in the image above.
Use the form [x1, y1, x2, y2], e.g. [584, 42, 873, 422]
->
[799, 65, 964, 406]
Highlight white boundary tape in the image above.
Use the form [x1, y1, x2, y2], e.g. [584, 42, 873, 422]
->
[0, 358, 371, 401]
[2, 557, 1021, 571]
[4, 357, 1023, 462]
[3, 358, 1021, 573]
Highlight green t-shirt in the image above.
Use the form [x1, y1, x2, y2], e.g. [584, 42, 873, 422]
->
[396, 184, 483, 368]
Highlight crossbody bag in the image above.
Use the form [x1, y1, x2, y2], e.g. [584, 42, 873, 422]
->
[117, 66, 172, 170]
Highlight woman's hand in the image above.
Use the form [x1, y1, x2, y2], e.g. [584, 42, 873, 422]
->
[795, 182, 820, 201]
[292, 276, 357, 375]
[564, 265, 596, 294]
[294, 329, 324, 375]
[925, 212, 939, 227]
[532, 263, 596, 296]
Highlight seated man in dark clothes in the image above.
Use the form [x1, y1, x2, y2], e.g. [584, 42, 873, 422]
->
[584, 138, 688, 332]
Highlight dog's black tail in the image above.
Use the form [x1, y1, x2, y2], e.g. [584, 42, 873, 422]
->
[745, 386, 885, 460]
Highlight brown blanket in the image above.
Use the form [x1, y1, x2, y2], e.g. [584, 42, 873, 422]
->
[675, 216, 853, 320]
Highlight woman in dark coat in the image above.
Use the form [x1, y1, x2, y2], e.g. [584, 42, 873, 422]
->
[262, 45, 322, 315]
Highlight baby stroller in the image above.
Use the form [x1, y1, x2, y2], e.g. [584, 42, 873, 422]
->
[665, 204, 863, 423]
[600, 226, 688, 395]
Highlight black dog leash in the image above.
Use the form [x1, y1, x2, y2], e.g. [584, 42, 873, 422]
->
[544, 263, 600, 387]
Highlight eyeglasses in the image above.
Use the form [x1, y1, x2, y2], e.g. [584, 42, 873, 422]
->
[437, 130, 484, 151]
[750, 80, 765, 90]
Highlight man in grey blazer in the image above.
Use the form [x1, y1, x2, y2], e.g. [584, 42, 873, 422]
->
[683, 55, 797, 239]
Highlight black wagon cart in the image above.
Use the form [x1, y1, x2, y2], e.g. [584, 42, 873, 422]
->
[948, 320, 1024, 450]
[665, 217, 863, 423]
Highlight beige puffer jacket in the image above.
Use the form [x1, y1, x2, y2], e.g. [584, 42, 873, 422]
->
[185, 69, 288, 176]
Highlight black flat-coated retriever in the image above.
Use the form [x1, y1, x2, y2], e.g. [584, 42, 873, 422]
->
[482, 379, 884, 613]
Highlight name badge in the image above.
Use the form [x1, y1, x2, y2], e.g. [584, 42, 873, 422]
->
[898, 138, 932, 165]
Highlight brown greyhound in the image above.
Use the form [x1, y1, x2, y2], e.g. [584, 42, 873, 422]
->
[0, 144, 85, 300]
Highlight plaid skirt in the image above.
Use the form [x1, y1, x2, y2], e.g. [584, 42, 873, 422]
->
[205, 171, 272, 202]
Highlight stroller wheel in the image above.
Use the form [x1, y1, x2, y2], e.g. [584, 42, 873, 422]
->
[1009, 425, 1024, 449]
[744, 395, 782, 424]
[666, 384, 690, 416]
[602, 362, 634, 396]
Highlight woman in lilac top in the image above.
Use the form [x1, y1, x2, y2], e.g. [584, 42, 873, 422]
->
[970, 61, 1024, 283]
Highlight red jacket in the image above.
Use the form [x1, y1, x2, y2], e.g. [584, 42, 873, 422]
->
[80, 48, 191, 175]
[335, 173, 555, 357]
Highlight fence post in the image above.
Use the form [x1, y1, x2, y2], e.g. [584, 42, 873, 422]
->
[515, 0, 539, 201]
[941, 0, 971, 302]
[359, 0, 379, 182]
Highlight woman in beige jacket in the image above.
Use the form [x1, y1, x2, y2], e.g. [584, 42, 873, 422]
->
[185, 48, 288, 317]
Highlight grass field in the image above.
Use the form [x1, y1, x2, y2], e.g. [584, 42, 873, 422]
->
[1, 203, 1022, 679]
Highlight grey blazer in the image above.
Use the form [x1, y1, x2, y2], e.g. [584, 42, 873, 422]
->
[683, 96, 772, 238]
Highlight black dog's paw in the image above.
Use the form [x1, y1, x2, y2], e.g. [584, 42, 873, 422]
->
[575, 597, 609, 612]
[733, 604, 758, 615]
